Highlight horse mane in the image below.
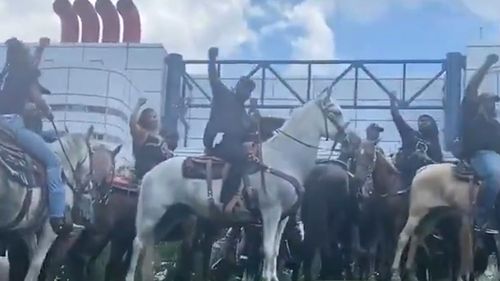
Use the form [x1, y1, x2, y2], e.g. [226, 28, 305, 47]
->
[377, 150, 401, 175]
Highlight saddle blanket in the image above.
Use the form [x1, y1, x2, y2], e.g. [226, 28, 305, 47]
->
[0, 127, 42, 188]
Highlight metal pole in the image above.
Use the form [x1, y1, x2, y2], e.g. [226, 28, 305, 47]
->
[260, 66, 266, 105]
[306, 64, 312, 100]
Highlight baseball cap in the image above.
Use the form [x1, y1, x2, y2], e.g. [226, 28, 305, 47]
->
[367, 123, 384, 132]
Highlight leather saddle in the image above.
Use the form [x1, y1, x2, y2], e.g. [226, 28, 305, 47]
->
[452, 160, 481, 183]
[182, 155, 229, 180]
[182, 142, 261, 180]
[0, 125, 45, 188]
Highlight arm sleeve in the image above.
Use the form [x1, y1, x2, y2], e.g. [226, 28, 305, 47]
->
[391, 107, 414, 142]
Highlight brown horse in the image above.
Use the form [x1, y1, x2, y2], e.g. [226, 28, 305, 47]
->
[352, 139, 409, 281]
[39, 143, 126, 281]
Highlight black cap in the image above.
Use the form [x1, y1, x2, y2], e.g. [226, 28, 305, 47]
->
[367, 123, 384, 132]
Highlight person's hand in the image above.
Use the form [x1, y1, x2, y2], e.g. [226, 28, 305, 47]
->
[390, 96, 398, 109]
[208, 47, 219, 61]
[39, 37, 50, 48]
[47, 111, 54, 122]
[486, 54, 499, 66]
[137, 97, 147, 107]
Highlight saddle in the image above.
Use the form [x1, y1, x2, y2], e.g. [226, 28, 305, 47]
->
[453, 160, 481, 183]
[0, 125, 45, 188]
[182, 155, 229, 180]
[182, 142, 260, 180]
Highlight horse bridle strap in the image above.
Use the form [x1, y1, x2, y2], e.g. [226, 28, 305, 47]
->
[274, 103, 347, 151]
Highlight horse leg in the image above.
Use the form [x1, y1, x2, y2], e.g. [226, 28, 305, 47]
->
[125, 176, 172, 281]
[261, 207, 282, 281]
[391, 214, 424, 281]
[24, 222, 57, 281]
[274, 217, 289, 281]
[105, 237, 132, 281]
[8, 235, 30, 281]
[458, 216, 474, 281]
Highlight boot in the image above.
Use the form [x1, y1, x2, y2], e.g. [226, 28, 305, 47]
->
[49, 209, 84, 236]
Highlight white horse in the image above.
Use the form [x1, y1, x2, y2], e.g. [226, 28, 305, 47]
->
[125, 94, 347, 281]
[0, 126, 95, 281]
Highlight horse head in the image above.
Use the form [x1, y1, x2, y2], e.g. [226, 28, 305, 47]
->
[314, 92, 349, 143]
[91, 143, 122, 187]
[54, 126, 95, 194]
[353, 140, 401, 199]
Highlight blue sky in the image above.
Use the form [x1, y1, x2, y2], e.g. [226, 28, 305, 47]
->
[246, 0, 500, 61]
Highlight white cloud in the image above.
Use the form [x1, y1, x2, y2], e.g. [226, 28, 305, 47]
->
[461, 0, 500, 21]
[136, 0, 257, 59]
[0, 0, 58, 42]
[0, 0, 257, 61]
[259, 0, 336, 76]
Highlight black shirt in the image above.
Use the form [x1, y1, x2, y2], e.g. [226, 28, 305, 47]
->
[461, 96, 500, 159]
[0, 66, 40, 115]
[391, 109, 443, 163]
[203, 80, 253, 148]
[133, 134, 172, 179]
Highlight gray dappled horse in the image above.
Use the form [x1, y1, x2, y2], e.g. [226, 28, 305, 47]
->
[0, 125, 95, 281]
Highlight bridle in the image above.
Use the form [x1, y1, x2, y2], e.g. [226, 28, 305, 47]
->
[51, 120, 94, 193]
[357, 145, 409, 199]
[275, 101, 349, 151]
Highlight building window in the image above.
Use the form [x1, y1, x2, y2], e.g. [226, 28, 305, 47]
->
[51, 104, 128, 122]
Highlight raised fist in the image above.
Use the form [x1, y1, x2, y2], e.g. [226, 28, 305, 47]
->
[486, 54, 499, 65]
[208, 47, 219, 61]
[39, 37, 50, 48]
[137, 97, 147, 107]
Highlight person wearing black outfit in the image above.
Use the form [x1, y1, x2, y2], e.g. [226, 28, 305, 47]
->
[202, 47, 256, 215]
[0, 38, 74, 234]
[390, 97, 443, 187]
[130, 97, 173, 180]
[460, 54, 500, 233]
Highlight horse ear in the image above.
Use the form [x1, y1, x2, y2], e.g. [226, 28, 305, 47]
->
[112, 144, 123, 158]
[85, 126, 94, 143]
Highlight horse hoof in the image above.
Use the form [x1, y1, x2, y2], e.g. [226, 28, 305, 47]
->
[368, 274, 378, 281]
[390, 272, 401, 281]
[407, 272, 418, 281]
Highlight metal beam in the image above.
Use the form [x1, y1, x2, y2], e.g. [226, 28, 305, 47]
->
[188, 103, 443, 110]
[185, 59, 446, 65]
[266, 65, 306, 104]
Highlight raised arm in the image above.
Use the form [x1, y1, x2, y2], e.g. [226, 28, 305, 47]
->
[32, 37, 50, 68]
[465, 54, 499, 99]
[129, 97, 148, 143]
[390, 97, 414, 139]
[208, 47, 229, 98]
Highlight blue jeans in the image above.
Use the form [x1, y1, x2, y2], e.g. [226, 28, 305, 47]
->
[471, 150, 500, 216]
[0, 115, 65, 218]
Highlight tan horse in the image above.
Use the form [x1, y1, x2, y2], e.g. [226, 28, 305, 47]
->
[390, 163, 477, 281]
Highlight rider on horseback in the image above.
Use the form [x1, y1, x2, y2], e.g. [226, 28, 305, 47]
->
[0, 38, 72, 235]
[130, 97, 173, 180]
[390, 97, 443, 187]
[203, 47, 257, 215]
[366, 123, 385, 154]
[460, 53, 500, 233]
